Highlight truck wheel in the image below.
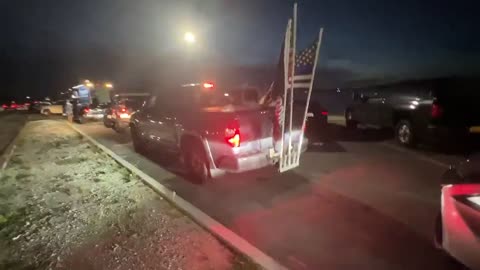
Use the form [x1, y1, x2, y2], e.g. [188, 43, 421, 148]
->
[395, 120, 415, 147]
[43, 109, 51, 116]
[103, 116, 113, 128]
[131, 127, 145, 153]
[114, 121, 126, 133]
[345, 110, 357, 129]
[184, 143, 209, 184]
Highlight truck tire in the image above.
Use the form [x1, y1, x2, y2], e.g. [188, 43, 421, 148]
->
[113, 121, 126, 133]
[183, 142, 209, 184]
[131, 127, 145, 153]
[345, 110, 357, 129]
[103, 116, 113, 128]
[43, 109, 51, 116]
[395, 119, 415, 147]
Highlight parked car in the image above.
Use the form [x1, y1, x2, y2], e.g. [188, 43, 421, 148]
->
[76, 103, 108, 123]
[345, 78, 480, 147]
[299, 100, 328, 129]
[2, 101, 29, 111]
[435, 156, 480, 269]
[40, 101, 64, 115]
[31, 101, 52, 112]
[129, 82, 308, 183]
[104, 93, 150, 132]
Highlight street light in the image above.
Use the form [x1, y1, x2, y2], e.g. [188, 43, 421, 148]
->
[105, 83, 113, 89]
[184, 32, 196, 44]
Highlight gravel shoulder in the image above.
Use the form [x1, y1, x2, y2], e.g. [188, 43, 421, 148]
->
[0, 120, 258, 270]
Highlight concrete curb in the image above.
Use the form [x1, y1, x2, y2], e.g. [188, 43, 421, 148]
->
[68, 122, 287, 270]
[1, 125, 25, 171]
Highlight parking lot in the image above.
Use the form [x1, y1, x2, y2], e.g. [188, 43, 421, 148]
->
[73, 117, 470, 270]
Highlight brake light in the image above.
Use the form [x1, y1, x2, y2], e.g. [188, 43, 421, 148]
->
[25, 103, 30, 106]
[83, 108, 90, 113]
[2, 104, 7, 109]
[120, 107, 127, 113]
[321, 111, 328, 116]
[225, 120, 240, 148]
[11, 104, 17, 109]
[431, 102, 443, 118]
[203, 82, 214, 89]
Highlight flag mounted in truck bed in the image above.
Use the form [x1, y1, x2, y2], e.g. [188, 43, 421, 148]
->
[291, 41, 318, 89]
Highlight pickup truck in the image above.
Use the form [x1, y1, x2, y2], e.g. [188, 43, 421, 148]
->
[345, 78, 480, 147]
[130, 83, 308, 183]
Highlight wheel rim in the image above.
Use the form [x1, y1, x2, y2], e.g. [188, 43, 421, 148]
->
[398, 124, 410, 143]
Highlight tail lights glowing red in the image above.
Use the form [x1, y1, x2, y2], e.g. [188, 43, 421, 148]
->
[321, 111, 328, 116]
[1, 104, 7, 109]
[120, 107, 127, 113]
[83, 108, 90, 113]
[431, 102, 443, 118]
[225, 120, 240, 148]
[203, 82, 214, 89]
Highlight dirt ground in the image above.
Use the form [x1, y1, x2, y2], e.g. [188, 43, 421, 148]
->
[0, 120, 258, 270]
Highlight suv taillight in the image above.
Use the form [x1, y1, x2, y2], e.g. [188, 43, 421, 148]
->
[431, 102, 443, 118]
[225, 120, 240, 148]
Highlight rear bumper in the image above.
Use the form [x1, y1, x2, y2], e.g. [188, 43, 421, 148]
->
[212, 137, 309, 174]
[84, 113, 104, 120]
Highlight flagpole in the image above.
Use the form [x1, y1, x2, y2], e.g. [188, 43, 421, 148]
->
[280, 19, 291, 169]
[288, 2, 297, 165]
[297, 28, 324, 161]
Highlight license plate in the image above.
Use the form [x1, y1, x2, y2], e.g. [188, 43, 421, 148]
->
[470, 126, 480, 133]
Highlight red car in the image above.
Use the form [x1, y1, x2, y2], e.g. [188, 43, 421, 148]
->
[435, 157, 480, 269]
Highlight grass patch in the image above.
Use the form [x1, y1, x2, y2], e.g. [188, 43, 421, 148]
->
[0, 175, 9, 183]
[15, 173, 31, 181]
[55, 156, 88, 165]
[9, 156, 23, 166]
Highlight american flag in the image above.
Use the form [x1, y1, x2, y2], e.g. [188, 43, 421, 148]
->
[290, 41, 318, 89]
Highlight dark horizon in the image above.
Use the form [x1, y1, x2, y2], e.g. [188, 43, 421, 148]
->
[1, 0, 480, 100]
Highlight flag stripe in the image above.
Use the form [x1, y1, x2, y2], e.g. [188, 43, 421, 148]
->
[293, 74, 312, 80]
[288, 83, 311, 88]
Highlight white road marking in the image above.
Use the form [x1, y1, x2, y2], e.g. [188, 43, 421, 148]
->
[380, 142, 450, 168]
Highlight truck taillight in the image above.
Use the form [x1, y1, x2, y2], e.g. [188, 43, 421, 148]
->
[225, 120, 240, 148]
[431, 102, 443, 118]
[321, 110, 328, 116]
[83, 108, 90, 113]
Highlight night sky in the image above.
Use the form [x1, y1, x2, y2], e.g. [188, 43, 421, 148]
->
[1, 0, 479, 99]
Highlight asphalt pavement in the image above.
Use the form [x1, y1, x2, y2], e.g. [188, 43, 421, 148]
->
[75, 119, 470, 270]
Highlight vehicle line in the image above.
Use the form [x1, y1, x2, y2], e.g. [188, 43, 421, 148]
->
[379, 142, 450, 168]
[68, 122, 288, 270]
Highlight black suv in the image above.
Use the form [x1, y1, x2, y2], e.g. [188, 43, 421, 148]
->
[345, 78, 480, 146]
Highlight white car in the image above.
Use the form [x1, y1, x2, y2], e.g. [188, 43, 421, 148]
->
[40, 101, 64, 115]
[436, 158, 480, 269]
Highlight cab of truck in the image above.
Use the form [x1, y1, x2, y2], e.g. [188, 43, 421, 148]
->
[345, 78, 480, 147]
